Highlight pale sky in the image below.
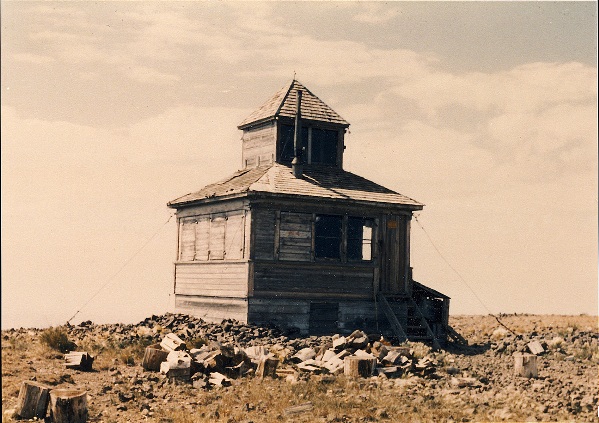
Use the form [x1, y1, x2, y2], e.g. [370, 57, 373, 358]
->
[1, 1, 597, 329]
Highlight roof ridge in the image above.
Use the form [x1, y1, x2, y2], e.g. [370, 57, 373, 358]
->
[274, 79, 295, 118]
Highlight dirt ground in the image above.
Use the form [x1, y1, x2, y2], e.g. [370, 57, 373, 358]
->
[2, 314, 597, 422]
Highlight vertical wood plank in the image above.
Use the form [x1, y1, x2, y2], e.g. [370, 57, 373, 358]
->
[274, 210, 281, 260]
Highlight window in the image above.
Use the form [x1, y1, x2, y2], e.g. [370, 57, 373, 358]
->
[279, 124, 308, 163]
[178, 212, 245, 261]
[314, 215, 342, 259]
[347, 217, 373, 261]
[310, 128, 338, 165]
[279, 124, 338, 165]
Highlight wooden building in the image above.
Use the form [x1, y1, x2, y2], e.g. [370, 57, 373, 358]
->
[168, 80, 453, 346]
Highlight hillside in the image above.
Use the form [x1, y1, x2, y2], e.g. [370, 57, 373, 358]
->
[2, 314, 596, 422]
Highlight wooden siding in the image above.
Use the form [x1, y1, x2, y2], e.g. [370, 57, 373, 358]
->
[248, 298, 310, 333]
[248, 298, 383, 335]
[242, 123, 275, 168]
[252, 262, 374, 298]
[279, 212, 312, 261]
[175, 262, 249, 297]
[176, 295, 248, 323]
[252, 208, 276, 260]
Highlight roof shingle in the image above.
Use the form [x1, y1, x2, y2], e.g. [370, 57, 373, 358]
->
[238, 80, 350, 129]
[168, 164, 423, 209]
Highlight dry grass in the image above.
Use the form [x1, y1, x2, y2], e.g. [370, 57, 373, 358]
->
[39, 327, 76, 353]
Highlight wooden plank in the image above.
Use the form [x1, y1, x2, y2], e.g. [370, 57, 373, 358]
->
[274, 210, 281, 260]
[225, 214, 244, 260]
[195, 218, 210, 261]
[209, 217, 225, 260]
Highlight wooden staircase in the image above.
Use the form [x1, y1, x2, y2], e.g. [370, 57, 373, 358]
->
[377, 293, 442, 350]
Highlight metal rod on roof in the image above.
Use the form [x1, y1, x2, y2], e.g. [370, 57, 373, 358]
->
[292, 90, 303, 178]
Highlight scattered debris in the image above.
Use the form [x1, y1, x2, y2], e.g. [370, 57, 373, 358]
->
[160, 333, 187, 352]
[527, 340, 545, 355]
[142, 343, 169, 371]
[284, 401, 314, 415]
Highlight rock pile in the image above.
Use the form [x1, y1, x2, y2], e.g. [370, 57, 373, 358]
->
[138, 327, 439, 389]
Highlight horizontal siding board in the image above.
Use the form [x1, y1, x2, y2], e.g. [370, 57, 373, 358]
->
[253, 209, 275, 260]
[176, 295, 248, 323]
[253, 263, 373, 296]
[175, 263, 248, 297]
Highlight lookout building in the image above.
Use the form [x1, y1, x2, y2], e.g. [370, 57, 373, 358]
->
[167, 80, 453, 347]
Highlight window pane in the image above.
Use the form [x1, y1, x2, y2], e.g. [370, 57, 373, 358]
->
[347, 217, 373, 261]
[315, 215, 342, 259]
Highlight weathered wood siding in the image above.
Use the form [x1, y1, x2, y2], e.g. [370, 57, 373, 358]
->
[174, 262, 249, 297]
[252, 208, 275, 260]
[248, 299, 383, 335]
[252, 262, 373, 298]
[278, 212, 312, 261]
[242, 122, 276, 168]
[176, 295, 248, 323]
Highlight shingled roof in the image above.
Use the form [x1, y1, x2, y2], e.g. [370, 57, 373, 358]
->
[168, 163, 423, 209]
[238, 80, 350, 129]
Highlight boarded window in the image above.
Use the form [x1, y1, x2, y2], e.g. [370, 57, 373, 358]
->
[225, 213, 244, 260]
[347, 217, 374, 261]
[209, 215, 226, 260]
[254, 209, 276, 260]
[314, 214, 342, 259]
[194, 217, 210, 261]
[279, 212, 312, 261]
[179, 218, 196, 261]
[310, 128, 338, 165]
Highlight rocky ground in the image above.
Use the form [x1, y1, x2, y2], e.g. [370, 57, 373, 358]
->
[1, 314, 597, 422]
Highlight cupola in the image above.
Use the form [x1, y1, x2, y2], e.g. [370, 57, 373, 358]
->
[238, 80, 350, 170]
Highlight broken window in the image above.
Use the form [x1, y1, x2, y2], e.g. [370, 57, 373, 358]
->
[347, 217, 374, 261]
[314, 215, 342, 259]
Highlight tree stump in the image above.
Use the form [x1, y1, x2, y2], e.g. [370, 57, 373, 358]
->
[15, 380, 51, 419]
[49, 389, 87, 423]
[343, 356, 376, 378]
[514, 353, 538, 378]
[142, 344, 169, 371]
[256, 357, 279, 379]
[64, 352, 94, 371]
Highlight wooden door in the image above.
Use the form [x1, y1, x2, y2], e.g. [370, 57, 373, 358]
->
[381, 215, 407, 294]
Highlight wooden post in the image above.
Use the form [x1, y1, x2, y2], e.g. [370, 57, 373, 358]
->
[142, 344, 169, 371]
[15, 381, 50, 419]
[343, 356, 376, 378]
[256, 357, 279, 379]
[49, 389, 87, 423]
[514, 353, 538, 378]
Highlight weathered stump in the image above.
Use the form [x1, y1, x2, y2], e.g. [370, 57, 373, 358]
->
[64, 352, 93, 371]
[343, 356, 376, 378]
[15, 380, 51, 419]
[256, 357, 279, 379]
[142, 344, 169, 371]
[514, 353, 538, 378]
[49, 389, 87, 423]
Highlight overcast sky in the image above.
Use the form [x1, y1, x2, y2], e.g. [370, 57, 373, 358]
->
[2, 1, 597, 329]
